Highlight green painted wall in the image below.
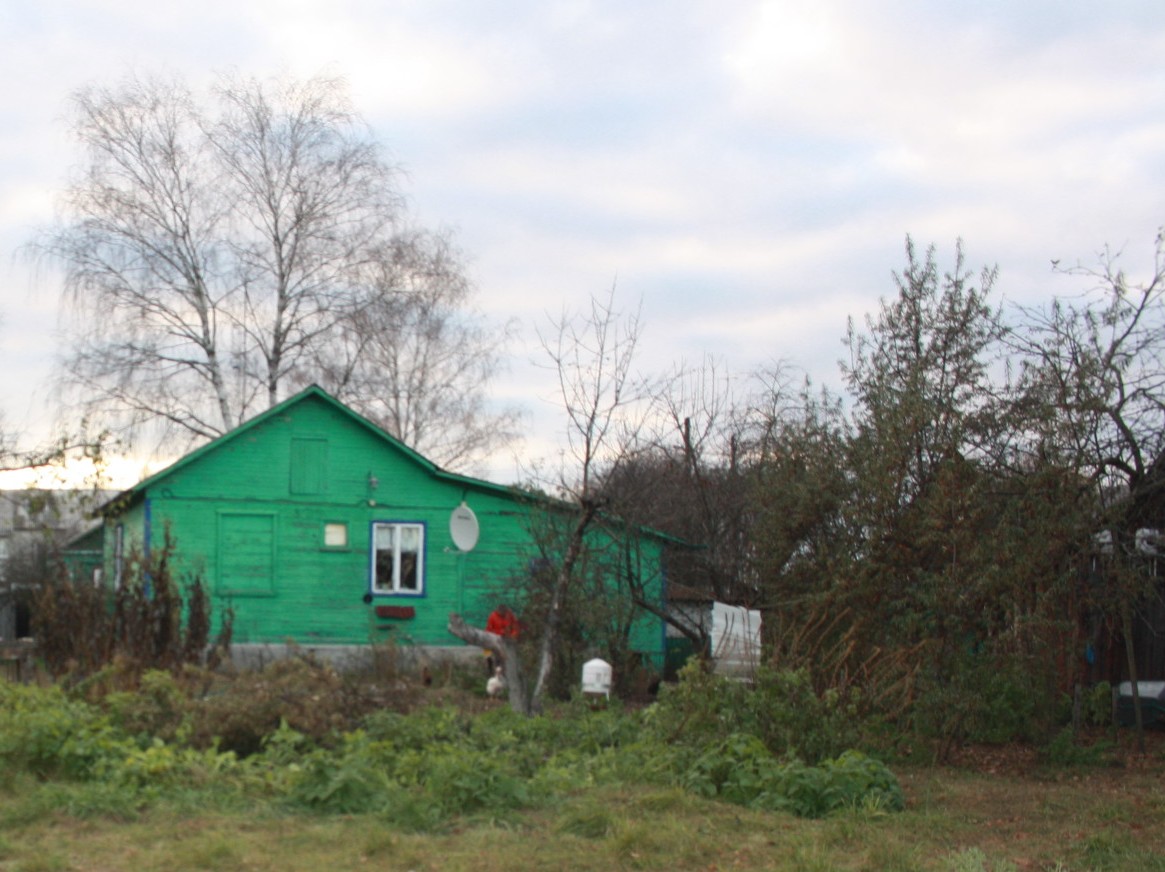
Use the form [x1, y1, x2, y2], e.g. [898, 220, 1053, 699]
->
[104, 389, 667, 660]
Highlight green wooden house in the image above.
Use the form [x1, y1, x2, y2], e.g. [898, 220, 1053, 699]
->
[91, 385, 669, 667]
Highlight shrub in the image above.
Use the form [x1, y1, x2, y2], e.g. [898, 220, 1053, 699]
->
[289, 734, 400, 814]
[1038, 727, 1116, 767]
[911, 651, 1061, 751]
[418, 746, 530, 814]
[647, 661, 862, 764]
[679, 732, 775, 801]
[101, 668, 197, 743]
[284, 724, 529, 824]
[33, 527, 232, 684]
[187, 654, 379, 755]
[0, 679, 243, 810]
[676, 732, 904, 818]
[362, 705, 473, 751]
[818, 750, 906, 813]
[1084, 681, 1114, 728]
[97, 738, 240, 794]
[0, 682, 127, 780]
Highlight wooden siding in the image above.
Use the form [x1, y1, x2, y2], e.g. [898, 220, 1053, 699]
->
[105, 389, 667, 660]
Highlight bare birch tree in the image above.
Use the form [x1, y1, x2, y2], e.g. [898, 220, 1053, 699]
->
[37, 71, 513, 466]
[524, 287, 655, 706]
[298, 229, 521, 470]
[38, 72, 394, 442]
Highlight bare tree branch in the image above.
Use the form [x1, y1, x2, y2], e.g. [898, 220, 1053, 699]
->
[35, 71, 504, 462]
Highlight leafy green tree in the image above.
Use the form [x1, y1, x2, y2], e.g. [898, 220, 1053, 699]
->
[1011, 236, 1165, 744]
[842, 238, 1005, 632]
[748, 239, 1088, 748]
[748, 382, 857, 673]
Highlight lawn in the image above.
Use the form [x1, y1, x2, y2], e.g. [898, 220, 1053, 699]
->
[4, 662, 1165, 872]
[2, 747, 1164, 871]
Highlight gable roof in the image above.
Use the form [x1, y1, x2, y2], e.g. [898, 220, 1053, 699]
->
[103, 384, 520, 513]
[100, 385, 693, 548]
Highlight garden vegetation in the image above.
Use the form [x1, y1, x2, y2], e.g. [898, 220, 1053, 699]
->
[4, 656, 1165, 871]
[0, 659, 901, 827]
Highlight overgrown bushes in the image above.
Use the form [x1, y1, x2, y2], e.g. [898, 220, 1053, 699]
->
[0, 681, 115, 780]
[33, 528, 231, 683]
[87, 655, 419, 756]
[188, 655, 383, 755]
[910, 648, 1065, 754]
[678, 734, 903, 816]
[646, 661, 864, 764]
[0, 664, 904, 826]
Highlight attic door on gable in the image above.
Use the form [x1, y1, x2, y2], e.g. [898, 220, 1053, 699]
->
[290, 437, 328, 495]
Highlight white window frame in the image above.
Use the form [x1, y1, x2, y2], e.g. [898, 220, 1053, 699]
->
[370, 522, 425, 595]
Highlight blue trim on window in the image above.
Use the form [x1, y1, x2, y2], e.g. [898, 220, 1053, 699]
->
[114, 523, 125, 589]
[368, 519, 428, 598]
[142, 498, 153, 595]
[143, 498, 152, 559]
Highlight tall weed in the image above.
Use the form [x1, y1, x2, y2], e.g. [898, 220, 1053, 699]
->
[33, 527, 232, 683]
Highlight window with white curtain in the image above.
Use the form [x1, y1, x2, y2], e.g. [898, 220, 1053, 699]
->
[371, 522, 424, 594]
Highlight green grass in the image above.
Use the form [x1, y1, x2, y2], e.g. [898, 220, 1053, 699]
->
[3, 673, 1165, 871]
[1, 767, 1165, 871]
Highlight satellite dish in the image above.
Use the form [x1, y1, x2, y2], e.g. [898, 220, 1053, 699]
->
[449, 502, 480, 552]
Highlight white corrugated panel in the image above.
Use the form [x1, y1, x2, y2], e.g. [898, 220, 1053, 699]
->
[711, 602, 761, 677]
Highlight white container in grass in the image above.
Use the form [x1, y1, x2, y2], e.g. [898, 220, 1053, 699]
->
[582, 658, 612, 698]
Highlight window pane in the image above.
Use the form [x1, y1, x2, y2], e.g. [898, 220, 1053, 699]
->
[399, 551, 418, 590]
[374, 545, 395, 592]
[324, 523, 348, 548]
[400, 525, 421, 590]
[399, 526, 420, 552]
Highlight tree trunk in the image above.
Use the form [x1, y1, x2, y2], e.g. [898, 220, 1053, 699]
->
[1120, 599, 1145, 754]
[446, 613, 530, 715]
[530, 500, 601, 705]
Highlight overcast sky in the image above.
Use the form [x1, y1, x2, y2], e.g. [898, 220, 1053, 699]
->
[2, 1, 1163, 485]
